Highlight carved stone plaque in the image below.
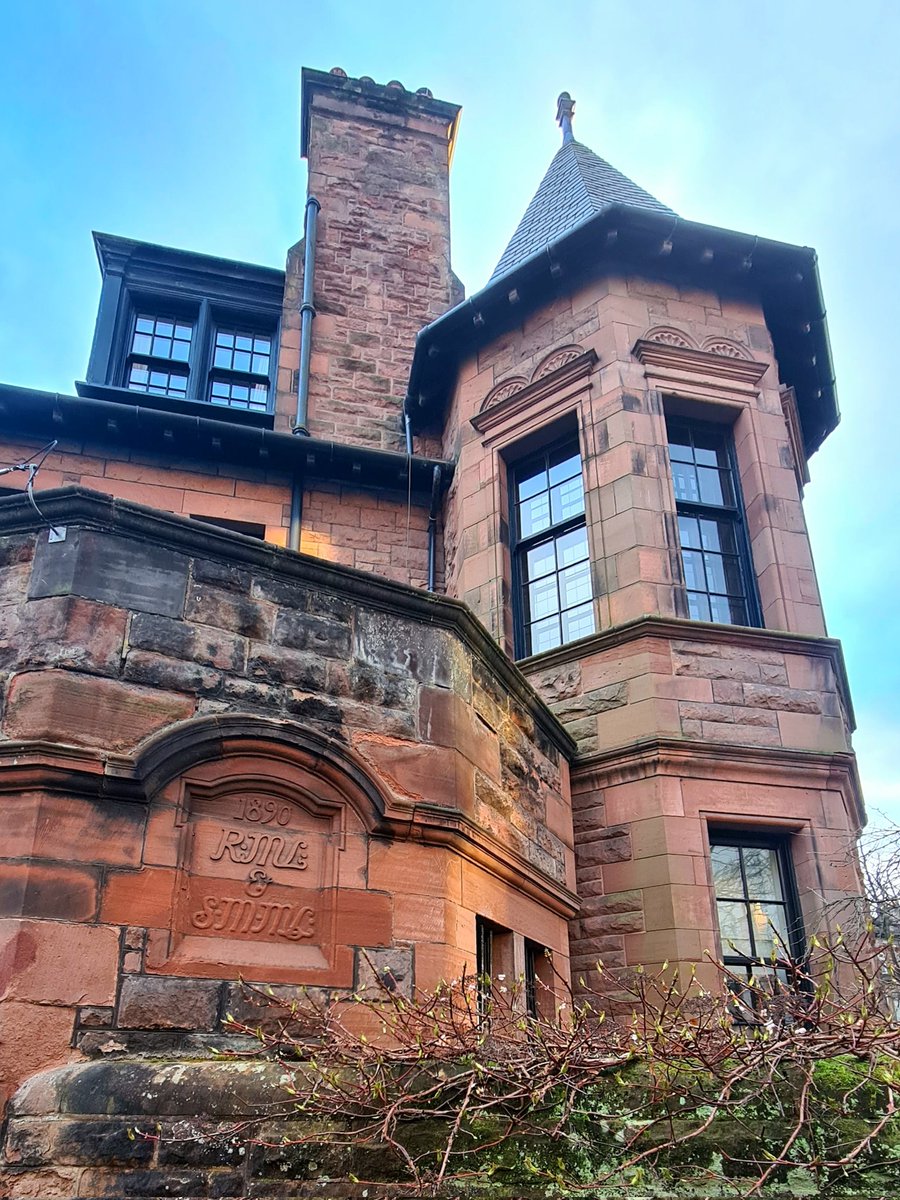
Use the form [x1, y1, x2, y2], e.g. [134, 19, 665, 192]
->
[147, 774, 345, 979]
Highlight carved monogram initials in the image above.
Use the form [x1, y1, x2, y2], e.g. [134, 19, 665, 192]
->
[190, 895, 316, 940]
[209, 827, 309, 871]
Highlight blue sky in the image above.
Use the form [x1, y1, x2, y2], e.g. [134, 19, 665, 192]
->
[2, 0, 897, 822]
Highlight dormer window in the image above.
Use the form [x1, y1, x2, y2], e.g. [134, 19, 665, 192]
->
[82, 233, 284, 427]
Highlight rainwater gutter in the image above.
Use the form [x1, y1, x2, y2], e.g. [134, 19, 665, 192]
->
[289, 194, 321, 551]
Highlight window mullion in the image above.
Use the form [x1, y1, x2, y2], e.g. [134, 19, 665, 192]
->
[192, 299, 212, 403]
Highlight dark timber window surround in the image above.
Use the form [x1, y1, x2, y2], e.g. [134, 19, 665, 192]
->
[511, 437, 595, 658]
[709, 832, 803, 1012]
[667, 417, 760, 627]
[82, 234, 284, 428]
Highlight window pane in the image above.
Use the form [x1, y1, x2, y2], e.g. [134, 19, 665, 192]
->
[709, 594, 744, 625]
[559, 561, 592, 609]
[530, 614, 562, 654]
[692, 428, 727, 468]
[667, 425, 693, 462]
[722, 557, 745, 596]
[135, 316, 154, 334]
[151, 334, 170, 357]
[170, 340, 190, 363]
[516, 463, 547, 502]
[562, 602, 595, 642]
[235, 335, 252, 351]
[711, 845, 743, 896]
[128, 362, 187, 398]
[526, 541, 556, 580]
[132, 333, 153, 355]
[214, 347, 231, 368]
[671, 462, 700, 503]
[519, 493, 551, 538]
[687, 592, 711, 621]
[682, 549, 707, 592]
[697, 467, 725, 505]
[209, 378, 269, 412]
[550, 475, 584, 523]
[699, 519, 737, 554]
[716, 901, 753, 957]
[556, 525, 589, 568]
[678, 515, 701, 549]
[742, 847, 783, 901]
[548, 449, 581, 485]
[251, 353, 268, 374]
[750, 902, 789, 958]
[233, 350, 252, 372]
[529, 575, 559, 620]
[703, 554, 728, 594]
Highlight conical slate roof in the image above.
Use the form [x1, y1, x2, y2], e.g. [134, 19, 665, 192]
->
[490, 136, 675, 281]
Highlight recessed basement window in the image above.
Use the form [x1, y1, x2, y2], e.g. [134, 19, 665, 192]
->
[189, 514, 266, 539]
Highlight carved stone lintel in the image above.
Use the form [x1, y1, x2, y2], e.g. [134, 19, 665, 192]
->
[632, 338, 768, 394]
[472, 349, 598, 437]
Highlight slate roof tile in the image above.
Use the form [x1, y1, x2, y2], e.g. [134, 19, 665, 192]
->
[491, 139, 675, 281]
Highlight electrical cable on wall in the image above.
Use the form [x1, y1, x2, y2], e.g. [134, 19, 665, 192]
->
[0, 439, 60, 535]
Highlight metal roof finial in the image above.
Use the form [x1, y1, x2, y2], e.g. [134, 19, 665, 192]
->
[556, 92, 575, 144]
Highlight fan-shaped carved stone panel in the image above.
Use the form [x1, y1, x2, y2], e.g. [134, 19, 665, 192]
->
[532, 344, 586, 382]
[645, 326, 698, 350]
[480, 377, 528, 412]
[701, 337, 752, 360]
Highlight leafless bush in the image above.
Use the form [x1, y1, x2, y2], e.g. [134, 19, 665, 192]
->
[205, 937, 900, 1196]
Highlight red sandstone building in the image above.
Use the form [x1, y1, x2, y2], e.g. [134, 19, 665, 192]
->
[0, 69, 863, 1110]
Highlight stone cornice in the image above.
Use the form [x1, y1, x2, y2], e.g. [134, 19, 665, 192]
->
[632, 338, 770, 398]
[517, 613, 856, 733]
[571, 735, 865, 832]
[0, 487, 576, 758]
[471, 350, 598, 439]
[0, 736, 579, 918]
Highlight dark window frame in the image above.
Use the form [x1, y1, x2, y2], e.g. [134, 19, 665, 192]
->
[205, 318, 276, 414]
[524, 938, 552, 1021]
[509, 435, 595, 659]
[708, 829, 805, 1014]
[666, 416, 762, 629]
[475, 915, 493, 1019]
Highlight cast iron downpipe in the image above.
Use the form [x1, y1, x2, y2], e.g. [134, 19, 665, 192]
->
[427, 464, 442, 592]
[289, 194, 321, 551]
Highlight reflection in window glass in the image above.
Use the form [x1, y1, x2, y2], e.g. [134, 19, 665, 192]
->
[131, 315, 192, 362]
[668, 419, 756, 627]
[128, 362, 188, 398]
[513, 441, 594, 656]
[710, 837, 799, 1017]
[210, 378, 270, 413]
[213, 329, 271, 376]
